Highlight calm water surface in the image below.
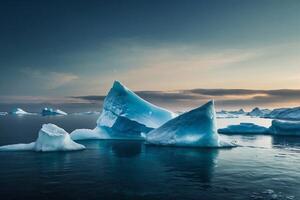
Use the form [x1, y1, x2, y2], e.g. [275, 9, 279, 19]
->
[0, 114, 299, 200]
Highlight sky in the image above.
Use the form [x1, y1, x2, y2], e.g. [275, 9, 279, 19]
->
[1, 0, 300, 110]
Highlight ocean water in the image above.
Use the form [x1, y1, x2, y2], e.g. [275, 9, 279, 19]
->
[0, 114, 299, 200]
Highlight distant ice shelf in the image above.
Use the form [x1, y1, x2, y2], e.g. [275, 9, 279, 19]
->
[218, 123, 269, 134]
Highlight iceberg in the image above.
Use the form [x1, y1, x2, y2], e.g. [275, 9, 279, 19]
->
[269, 120, 300, 136]
[0, 112, 7, 116]
[71, 81, 176, 140]
[42, 107, 67, 116]
[0, 124, 85, 152]
[247, 107, 271, 117]
[146, 101, 235, 147]
[231, 109, 246, 115]
[264, 107, 300, 120]
[10, 108, 32, 115]
[218, 123, 269, 134]
[216, 111, 238, 119]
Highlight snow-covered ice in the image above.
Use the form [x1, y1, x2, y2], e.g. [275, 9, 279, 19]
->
[269, 120, 300, 136]
[216, 111, 238, 119]
[97, 80, 176, 129]
[71, 81, 176, 140]
[247, 107, 271, 117]
[0, 124, 85, 152]
[0, 112, 8, 116]
[10, 108, 32, 115]
[265, 107, 300, 120]
[218, 123, 269, 134]
[42, 107, 67, 116]
[146, 101, 235, 147]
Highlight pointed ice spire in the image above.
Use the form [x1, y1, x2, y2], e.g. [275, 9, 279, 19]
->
[98, 80, 176, 129]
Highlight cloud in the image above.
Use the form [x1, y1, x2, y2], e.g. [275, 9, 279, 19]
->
[72, 88, 300, 110]
[20, 68, 78, 89]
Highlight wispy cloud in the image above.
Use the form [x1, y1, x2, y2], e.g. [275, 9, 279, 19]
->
[20, 68, 78, 89]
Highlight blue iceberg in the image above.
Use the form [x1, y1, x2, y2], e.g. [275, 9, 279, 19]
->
[269, 120, 300, 136]
[265, 107, 300, 120]
[218, 123, 269, 134]
[71, 81, 176, 140]
[247, 107, 271, 117]
[146, 101, 235, 147]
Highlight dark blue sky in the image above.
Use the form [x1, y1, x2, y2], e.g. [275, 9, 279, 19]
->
[1, 0, 300, 108]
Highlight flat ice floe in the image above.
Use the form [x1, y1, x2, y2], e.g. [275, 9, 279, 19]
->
[269, 120, 300, 136]
[41, 108, 68, 116]
[146, 101, 235, 148]
[0, 124, 85, 152]
[218, 123, 269, 134]
[71, 81, 176, 140]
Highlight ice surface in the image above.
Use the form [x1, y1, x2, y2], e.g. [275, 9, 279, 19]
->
[146, 101, 235, 147]
[42, 107, 67, 116]
[247, 107, 271, 117]
[216, 111, 238, 119]
[71, 81, 176, 140]
[229, 109, 246, 115]
[98, 80, 176, 128]
[0, 112, 7, 116]
[269, 120, 300, 136]
[70, 127, 110, 140]
[0, 124, 85, 152]
[10, 108, 32, 115]
[218, 123, 269, 134]
[265, 107, 300, 120]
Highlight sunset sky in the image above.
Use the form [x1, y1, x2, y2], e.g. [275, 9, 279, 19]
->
[1, 0, 300, 109]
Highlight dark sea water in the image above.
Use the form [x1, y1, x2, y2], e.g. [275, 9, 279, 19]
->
[0, 114, 299, 200]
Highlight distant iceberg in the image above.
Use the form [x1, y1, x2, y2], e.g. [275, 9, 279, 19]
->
[247, 107, 271, 117]
[0, 124, 85, 152]
[218, 123, 269, 134]
[146, 101, 235, 148]
[0, 112, 8, 116]
[269, 120, 300, 136]
[264, 107, 300, 120]
[229, 109, 246, 115]
[71, 81, 176, 140]
[216, 111, 238, 119]
[42, 107, 67, 116]
[10, 108, 33, 115]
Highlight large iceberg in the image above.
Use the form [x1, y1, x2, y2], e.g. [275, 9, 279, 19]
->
[71, 81, 176, 140]
[146, 101, 235, 147]
[247, 107, 271, 117]
[0, 124, 85, 152]
[42, 107, 67, 116]
[10, 108, 32, 115]
[218, 123, 269, 134]
[265, 107, 300, 120]
[269, 120, 300, 136]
